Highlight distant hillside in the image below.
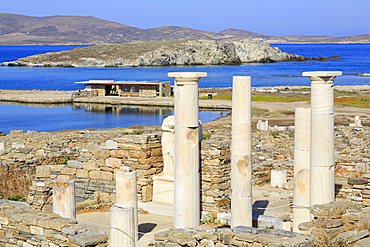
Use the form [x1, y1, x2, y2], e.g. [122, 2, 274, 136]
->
[0, 14, 369, 45]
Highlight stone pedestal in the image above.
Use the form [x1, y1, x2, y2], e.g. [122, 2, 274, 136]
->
[293, 107, 311, 232]
[115, 168, 138, 241]
[110, 204, 135, 247]
[231, 76, 252, 228]
[270, 170, 287, 188]
[302, 71, 341, 205]
[168, 72, 207, 229]
[152, 175, 174, 204]
[53, 180, 76, 219]
[153, 116, 175, 204]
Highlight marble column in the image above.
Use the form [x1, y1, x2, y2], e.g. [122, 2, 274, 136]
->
[302, 71, 342, 205]
[115, 167, 138, 241]
[53, 180, 76, 219]
[168, 72, 207, 229]
[231, 76, 252, 228]
[110, 204, 136, 247]
[293, 107, 311, 232]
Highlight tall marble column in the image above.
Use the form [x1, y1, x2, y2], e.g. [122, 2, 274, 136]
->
[231, 76, 253, 228]
[53, 180, 76, 219]
[302, 71, 342, 205]
[293, 107, 311, 232]
[115, 167, 138, 241]
[168, 72, 207, 228]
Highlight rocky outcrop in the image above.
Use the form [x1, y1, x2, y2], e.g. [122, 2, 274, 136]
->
[1, 39, 309, 67]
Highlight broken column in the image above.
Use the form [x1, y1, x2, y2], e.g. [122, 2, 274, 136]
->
[302, 71, 342, 205]
[231, 76, 252, 228]
[168, 72, 207, 228]
[110, 204, 135, 247]
[115, 167, 138, 242]
[0, 141, 5, 155]
[293, 107, 311, 232]
[53, 180, 76, 219]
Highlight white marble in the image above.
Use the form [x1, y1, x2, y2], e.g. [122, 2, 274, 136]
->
[168, 72, 206, 228]
[115, 168, 138, 241]
[270, 169, 287, 188]
[231, 76, 253, 228]
[293, 107, 311, 232]
[110, 204, 136, 247]
[53, 180, 76, 219]
[303, 71, 341, 205]
[0, 141, 5, 154]
[161, 115, 175, 176]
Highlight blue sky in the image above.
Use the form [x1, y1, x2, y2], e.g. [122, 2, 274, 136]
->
[2, 0, 369, 37]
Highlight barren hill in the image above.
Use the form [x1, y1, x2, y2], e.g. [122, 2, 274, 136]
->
[0, 14, 369, 45]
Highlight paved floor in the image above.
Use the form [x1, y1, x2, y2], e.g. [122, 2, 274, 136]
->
[77, 211, 173, 247]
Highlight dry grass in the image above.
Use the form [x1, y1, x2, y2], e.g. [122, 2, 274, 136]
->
[0, 164, 34, 199]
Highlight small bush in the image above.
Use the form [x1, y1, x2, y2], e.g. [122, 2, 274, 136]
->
[8, 194, 24, 201]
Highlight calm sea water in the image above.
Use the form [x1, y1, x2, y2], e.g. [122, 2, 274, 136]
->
[0, 44, 369, 134]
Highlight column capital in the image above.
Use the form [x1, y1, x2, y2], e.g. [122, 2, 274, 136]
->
[302, 71, 342, 84]
[168, 72, 207, 84]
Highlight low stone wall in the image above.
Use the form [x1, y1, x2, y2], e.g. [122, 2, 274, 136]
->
[26, 132, 164, 212]
[1, 126, 370, 215]
[0, 200, 108, 247]
[155, 201, 370, 247]
[154, 225, 313, 246]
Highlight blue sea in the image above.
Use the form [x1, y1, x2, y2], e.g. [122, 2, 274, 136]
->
[0, 44, 369, 134]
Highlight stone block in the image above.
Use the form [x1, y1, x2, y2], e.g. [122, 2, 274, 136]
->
[83, 160, 98, 170]
[92, 148, 110, 159]
[30, 226, 44, 235]
[100, 171, 113, 181]
[142, 185, 153, 202]
[61, 167, 77, 175]
[110, 149, 127, 158]
[106, 140, 118, 149]
[68, 231, 108, 247]
[37, 218, 77, 231]
[89, 171, 101, 180]
[105, 158, 122, 168]
[57, 174, 70, 180]
[67, 160, 83, 169]
[129, 150, 151, 158]
[0, 217, 9, 225]
[36, 166, 51, 178]
[76, 170, 89, 179]
[348, 178, 368, 185]
[353, 236, 370, 247]
[315, 218, 343, 228]
[151, 148, 162, 157]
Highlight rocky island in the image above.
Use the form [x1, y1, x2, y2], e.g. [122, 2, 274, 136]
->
[1, 39, 319, 67]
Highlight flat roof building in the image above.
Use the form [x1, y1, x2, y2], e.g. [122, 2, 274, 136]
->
[74, 80, 172, 97]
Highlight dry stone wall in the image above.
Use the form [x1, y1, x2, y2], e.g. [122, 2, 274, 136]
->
[1, 126, 370, 215]
[0, 200, 108, 247]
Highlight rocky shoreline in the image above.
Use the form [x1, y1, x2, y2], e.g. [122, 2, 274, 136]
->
[0, 40, 336, 68]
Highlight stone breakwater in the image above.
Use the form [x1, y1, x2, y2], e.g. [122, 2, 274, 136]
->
[1, 124, 370, 215]
[1, 40, 310, 67]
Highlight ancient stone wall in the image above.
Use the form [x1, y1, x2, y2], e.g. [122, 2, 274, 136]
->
[154, 201, 370, 247]
[0, 200, 108, 247]
[1, 126, 370, 215]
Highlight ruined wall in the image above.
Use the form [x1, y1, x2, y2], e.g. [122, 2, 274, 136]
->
[1, 126, 370, 214]
[0, 200, 108, 247]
